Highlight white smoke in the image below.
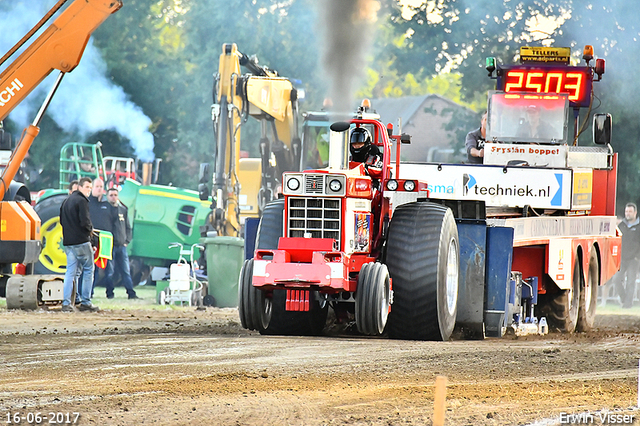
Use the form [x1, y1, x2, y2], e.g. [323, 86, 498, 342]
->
[0, 0, 155, 161]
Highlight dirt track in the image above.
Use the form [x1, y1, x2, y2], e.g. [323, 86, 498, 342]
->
[1, 304, 639, 426]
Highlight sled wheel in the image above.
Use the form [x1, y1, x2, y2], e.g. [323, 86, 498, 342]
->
[356, 262, 391, 336]
[577, 249, 599, 332]
[386, 202, 459, 341]
[541, 254, 581, 333]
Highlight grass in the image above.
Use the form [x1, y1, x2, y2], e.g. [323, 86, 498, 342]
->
[0, 284, 199, 311]
[596, 300, 640, 315]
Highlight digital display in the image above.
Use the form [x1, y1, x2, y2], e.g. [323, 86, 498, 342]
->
[497, 66, 593, 108]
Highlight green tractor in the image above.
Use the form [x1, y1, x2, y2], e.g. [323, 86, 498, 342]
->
[34, 142, 211, 285]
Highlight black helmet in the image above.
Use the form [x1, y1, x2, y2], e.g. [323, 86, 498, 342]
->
[350, 127, 372, 162]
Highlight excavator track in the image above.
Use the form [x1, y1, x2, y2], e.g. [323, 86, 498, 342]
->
[6, 275, 64, 310]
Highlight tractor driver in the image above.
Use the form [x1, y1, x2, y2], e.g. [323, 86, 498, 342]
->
[350, 127, 383, 178]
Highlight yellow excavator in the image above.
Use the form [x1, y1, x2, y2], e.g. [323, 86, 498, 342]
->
[202, 44, 301, 237]
[0, 0, 122, 308]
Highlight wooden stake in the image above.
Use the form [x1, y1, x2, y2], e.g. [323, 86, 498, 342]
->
[433, 375, 448, 426]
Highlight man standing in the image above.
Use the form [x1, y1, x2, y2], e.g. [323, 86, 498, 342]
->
[59, 177, 99, 312]
[67, 180, 78, 194]
[106, 188, 139, 299]
[613, 202, 640, 308]
[89, 178, 117, 298]
[465, 111, 486, 164]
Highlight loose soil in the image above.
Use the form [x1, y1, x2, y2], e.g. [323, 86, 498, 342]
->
[1, 290, 639, 426]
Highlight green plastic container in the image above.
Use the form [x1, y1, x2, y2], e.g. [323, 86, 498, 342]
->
[200, 236, 244, 307]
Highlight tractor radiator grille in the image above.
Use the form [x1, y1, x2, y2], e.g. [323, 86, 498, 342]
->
[305, 174, 324, 194]
[288, 197, 341, 246]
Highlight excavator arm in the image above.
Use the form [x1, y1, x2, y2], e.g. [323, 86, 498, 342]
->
[0, 0, 122, 195]
[208, 43, 301, 237]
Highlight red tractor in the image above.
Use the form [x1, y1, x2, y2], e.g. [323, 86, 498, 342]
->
[238, 103, 461, 340]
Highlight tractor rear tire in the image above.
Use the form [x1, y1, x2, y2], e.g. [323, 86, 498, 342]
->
[540, 255, 581, 333]
[34, 194, 68, 275]
[238, 259, 271, 331]
[255, 199, 285, 250]
[577, 249, 599, 332]
[356, 262, 391, 336]
[254, 198, 328, 336]
[386, 202, 459, 341]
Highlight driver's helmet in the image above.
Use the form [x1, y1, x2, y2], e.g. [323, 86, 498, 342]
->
[350, 127, 372, 162]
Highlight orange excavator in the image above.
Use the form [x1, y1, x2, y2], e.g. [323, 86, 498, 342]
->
[0, 0, 122, 309]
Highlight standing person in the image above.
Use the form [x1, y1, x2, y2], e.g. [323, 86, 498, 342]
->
[106, 188, 139, 299]
[88, 178, 117, 298]
[59, 177, 99, 312]
[612, 202, 640, 308]
[67, 180, 78, 194]
[465, 111, 486, 164]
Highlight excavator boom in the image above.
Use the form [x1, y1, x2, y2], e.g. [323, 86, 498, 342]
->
[208, 43, 301, 237]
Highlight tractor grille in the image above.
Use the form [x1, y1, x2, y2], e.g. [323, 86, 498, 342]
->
[288, 197, 341, 246]
[305, 174, 324, 194]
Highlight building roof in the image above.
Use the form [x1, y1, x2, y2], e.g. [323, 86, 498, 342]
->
[370, 94, 467, 128]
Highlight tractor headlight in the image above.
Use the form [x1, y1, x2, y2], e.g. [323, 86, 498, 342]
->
[329, 179, 342, 192]
[403, 180, 416, 191]
[386, 179, 398, 191]
[287, 177, 300, 191]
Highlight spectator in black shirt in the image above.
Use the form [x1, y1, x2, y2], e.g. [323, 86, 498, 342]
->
[612, 202, 640, 308]
[106, 188, 139, 299]
[88, 178, 117, 298]
[59, 177, 99, 312]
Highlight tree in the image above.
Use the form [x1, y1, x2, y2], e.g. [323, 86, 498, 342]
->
[379, 0, 573, 99]
[92, 0, 187, 185]
[173, 0, 325, 187]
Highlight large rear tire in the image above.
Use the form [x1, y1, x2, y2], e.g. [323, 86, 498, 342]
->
[255, 199, 285, 250]
[254, 198, 328, 336]
[356, 262, 391, 336]
[540, 255, 581, 333]
[577, 249, 599, 332]
[386, 202, 459, 341]
[34, 194, 68, 275]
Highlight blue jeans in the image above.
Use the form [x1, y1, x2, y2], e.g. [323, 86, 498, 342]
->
[93, 259, 114, 297]
[112, 245, 136, 297]
[63, 242, 94, 306]
[92, 246, 136, 297]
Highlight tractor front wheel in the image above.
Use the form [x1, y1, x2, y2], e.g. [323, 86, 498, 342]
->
[238, 259, 271, 331]
[355, 262, 391, 336]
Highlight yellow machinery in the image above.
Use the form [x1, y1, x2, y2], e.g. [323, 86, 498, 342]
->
[203, 44, 301, 237]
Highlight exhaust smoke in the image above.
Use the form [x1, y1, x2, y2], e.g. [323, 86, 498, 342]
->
[318, 0, 379, 117]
